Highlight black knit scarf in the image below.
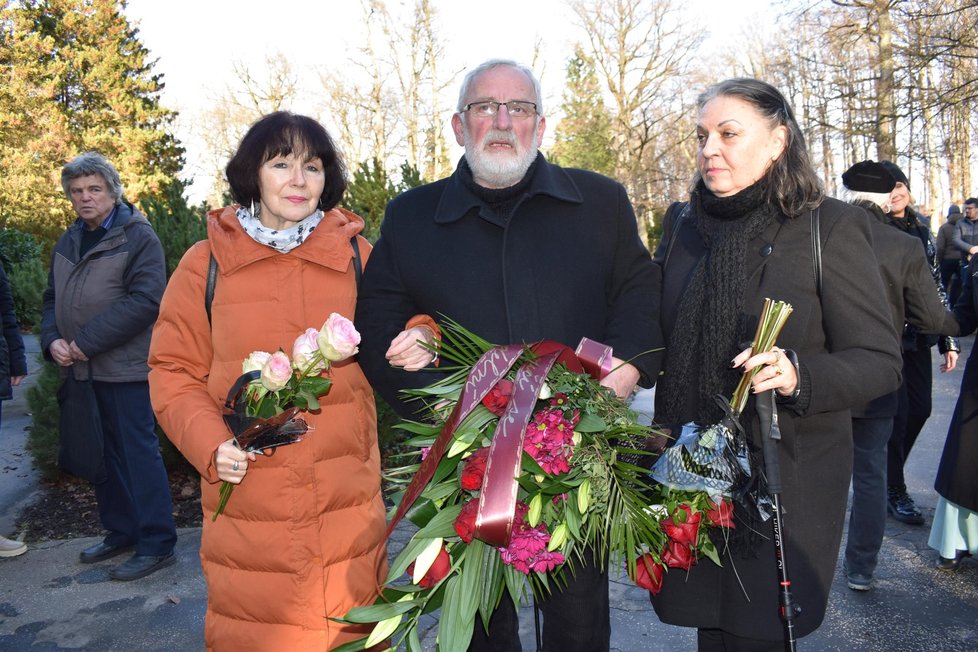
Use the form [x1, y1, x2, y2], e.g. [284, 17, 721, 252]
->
[658, 179, 781, 425]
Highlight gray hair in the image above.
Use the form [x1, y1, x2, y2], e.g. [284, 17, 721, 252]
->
[61, 152, 124, 204]
[843, 188, 891, 212]
[456, 59, 544, 116]
[695, 78, 823, 217]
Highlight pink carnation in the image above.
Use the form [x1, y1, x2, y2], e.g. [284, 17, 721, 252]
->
[497, 501, 565, 575]
[522, 407, 579, 475]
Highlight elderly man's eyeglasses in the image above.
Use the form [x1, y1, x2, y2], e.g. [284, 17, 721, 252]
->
[462, 100, 537, 119]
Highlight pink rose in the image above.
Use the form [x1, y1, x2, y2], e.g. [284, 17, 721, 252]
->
[260, 351, 293, 391]
[317, 313, 361, 362]
[242, 351, 271, 374]
[292, 328, 326, 374]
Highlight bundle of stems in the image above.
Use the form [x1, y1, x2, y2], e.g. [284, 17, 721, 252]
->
[730, 298, 794, 415]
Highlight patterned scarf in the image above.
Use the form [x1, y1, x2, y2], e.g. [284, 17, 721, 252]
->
[658, 179, 781, 425]
[236, 205, 323, 253]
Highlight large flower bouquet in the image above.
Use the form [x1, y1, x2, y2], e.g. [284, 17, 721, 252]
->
[333, 322, 733, 651]
[213, 312, 360, 520]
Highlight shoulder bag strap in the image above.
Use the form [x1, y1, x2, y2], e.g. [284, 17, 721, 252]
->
[205, 237, 362, 329]
[811, 207, 822, 299]
[205, 252, 218, 327]
[662, 202, 690, 271]
[351, 236, 362, 290]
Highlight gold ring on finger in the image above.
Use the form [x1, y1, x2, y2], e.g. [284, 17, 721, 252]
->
[775, 365, 783, 376]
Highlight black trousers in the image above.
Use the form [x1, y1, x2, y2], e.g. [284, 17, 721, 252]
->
[468, 551, 610, 652]
[887, 345, 933, 488]
[697, 628, 785, 651]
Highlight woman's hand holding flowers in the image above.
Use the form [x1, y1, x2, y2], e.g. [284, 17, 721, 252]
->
[215, 439, 255, 483]
[733, 345, 797, 398]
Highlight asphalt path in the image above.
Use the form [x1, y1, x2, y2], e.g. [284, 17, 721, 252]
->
[1, 334, 975, 651]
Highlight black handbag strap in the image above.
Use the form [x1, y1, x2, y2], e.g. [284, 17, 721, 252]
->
[204, 237, 363, 327]
[811, 207, 822, 299]
[662, 202, 690, 272]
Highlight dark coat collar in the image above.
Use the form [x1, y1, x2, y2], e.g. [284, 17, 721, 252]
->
[433, 153, 584, 224]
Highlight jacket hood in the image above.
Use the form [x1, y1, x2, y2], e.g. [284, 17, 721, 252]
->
[206, 205, 364, 275]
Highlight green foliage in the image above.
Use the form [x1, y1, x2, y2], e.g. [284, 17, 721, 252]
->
[0, 228, 45, 328]
[141, 180, 209, 277]
[550, 46, 616, 177]
[25, 358, 62, 481]
[7, 258, 46, 330]
[0, 0, 184, 251]
[342, 159, 425, 243]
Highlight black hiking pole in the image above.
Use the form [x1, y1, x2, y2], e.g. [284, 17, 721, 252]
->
[757, 390, 800, 651]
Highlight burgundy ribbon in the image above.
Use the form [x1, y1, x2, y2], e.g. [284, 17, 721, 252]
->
[385, 344, 525, 537]
[475, 350, 560, 545]
[385, 338, 614, 544]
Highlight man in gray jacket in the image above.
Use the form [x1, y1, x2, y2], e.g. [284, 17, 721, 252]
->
[41, 152, 176, 580]
[953, 197, 978, 264]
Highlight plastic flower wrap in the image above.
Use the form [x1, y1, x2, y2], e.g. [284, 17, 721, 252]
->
[332, 321, 732, 651]
[213, 313, 360, 520]
[650, 298, 794, 522]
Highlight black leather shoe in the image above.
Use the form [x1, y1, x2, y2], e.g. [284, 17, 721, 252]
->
[887, 487, 925, 525]
[109, 552, 175, 581]
[79, 541, 135, 564]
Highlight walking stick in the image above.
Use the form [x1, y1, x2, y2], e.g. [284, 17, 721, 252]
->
[757, 390, 800, 651]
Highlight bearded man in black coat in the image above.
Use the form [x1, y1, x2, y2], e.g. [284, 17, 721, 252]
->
[355, 59, 661, 652]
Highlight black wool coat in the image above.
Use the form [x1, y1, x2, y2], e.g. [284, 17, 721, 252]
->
[650, 197, 902, 640]
[934, 265, 978, 512]
[854, 201, 959, 418]
[355, 155, 662, 417]
[0, 264, 27, 401]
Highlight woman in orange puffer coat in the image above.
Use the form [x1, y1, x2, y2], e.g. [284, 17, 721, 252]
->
[148, 112, 386, 650]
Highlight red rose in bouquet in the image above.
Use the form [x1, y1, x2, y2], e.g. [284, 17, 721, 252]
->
[407, 545, 451, 588]
[481, 379, 514, 416]
[460, 446, 490, 491]
[707, 496, 735, 528]
[662, 538, 697, 570]
[454, 498, 478, 543]
[663, 504, 702, 546]
[635, 553, 665, 594]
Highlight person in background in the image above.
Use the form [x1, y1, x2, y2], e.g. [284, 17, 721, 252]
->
[41, 152, 176, 580]
[650, 79, 901, 650]
[936, 204, 964, 307]
[838, 161, 960, 592]
[952, 197, 978, 264]
[355, 59, 660, 652]
[879, 160, 959, 526]
[928, 260, 978, 571]
[0, 263, 27, 559]
[148, 112, 387, 650]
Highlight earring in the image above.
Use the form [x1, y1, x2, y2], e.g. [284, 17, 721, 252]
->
[318, 197, 324, 211]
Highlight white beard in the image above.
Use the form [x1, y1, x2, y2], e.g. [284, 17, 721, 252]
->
[463, 125, 539, 188]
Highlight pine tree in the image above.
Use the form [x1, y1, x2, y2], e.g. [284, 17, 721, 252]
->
[0, 0, 183, 247]
[342, 159, 424, 243]
[550, 47, 616, 177]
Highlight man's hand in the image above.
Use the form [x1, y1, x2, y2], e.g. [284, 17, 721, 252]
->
[68, 341, 89, 362]
[386, 326, 437, 371]
[49, 339, 74, 367]
[599, 357, 640, 399]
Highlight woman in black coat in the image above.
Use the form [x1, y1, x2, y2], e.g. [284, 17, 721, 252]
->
[0, 262, 28, 558]
[928, 263, 978, 569]
[649, 79, 902, 650]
